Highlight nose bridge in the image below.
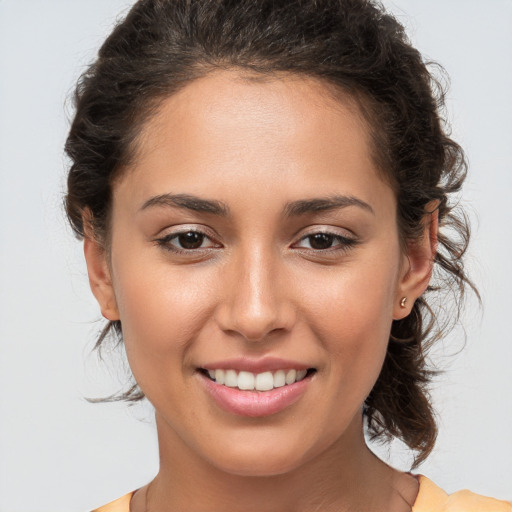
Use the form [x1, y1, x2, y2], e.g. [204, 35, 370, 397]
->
[218, 243, 292, 341]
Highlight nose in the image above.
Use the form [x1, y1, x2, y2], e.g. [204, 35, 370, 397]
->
[215, 247, 295, 342]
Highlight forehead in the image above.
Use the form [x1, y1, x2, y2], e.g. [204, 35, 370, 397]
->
[136, 70, 371, 162]
[115, 70, 393, 217]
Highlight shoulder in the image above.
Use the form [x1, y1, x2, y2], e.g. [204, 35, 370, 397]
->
[413, 475, 511, 512]
[88, 480, 512, 512]
[90, 492, 134, 512]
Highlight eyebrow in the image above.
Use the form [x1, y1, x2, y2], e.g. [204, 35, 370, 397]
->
[140, 193, 230, 216]
[283, 195, 375, 217]
[139, 193, 374, 218]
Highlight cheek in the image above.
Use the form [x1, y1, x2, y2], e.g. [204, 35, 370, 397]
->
[297, 256, 399, 394]
[298, 256, 398, 339]
[109, 251, 218, 376]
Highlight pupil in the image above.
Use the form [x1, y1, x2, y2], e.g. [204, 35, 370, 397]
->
[309, 233, 334, 250]
[178, 232, 203, 249]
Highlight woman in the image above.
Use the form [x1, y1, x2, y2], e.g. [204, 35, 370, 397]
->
[64, 0, 511, 510]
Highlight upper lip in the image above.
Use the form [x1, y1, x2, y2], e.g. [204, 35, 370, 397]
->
[199, 357, 313, 374]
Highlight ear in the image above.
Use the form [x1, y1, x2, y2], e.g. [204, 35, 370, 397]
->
[393, 202, 439, 320]
[82, 213, 120, 321]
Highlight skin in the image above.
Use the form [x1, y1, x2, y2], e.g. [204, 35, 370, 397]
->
[85, 71, 437, 511]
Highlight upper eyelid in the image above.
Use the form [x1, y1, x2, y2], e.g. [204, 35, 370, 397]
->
[153, 224, 357, 244]
[291, 226, 360, 251]
[298, 232, 353, 242]
[156, 224, 218, 239]
[293, 234, 357, 248]
[293, 225, 357, 240]
[154, 226, 222, 251]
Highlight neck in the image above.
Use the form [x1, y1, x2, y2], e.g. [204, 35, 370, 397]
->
[140, 414, 418, 512]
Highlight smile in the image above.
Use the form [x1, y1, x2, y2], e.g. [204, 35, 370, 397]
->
[198, 366, 317, 417]
[203, 368, 312, 391]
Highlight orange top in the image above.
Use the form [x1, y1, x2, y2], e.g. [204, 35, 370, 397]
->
[413, 476, 511, 511]
[91, 475, 511, 512]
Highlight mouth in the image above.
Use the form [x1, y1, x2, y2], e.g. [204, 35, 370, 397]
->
[199, 368, 317, 392]
[197, 358, 318, 417]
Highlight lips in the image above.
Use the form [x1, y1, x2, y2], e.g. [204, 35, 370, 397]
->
[197, 358, 316, 417]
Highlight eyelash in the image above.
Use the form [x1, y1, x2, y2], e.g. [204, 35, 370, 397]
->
[155, 228, 219, 254]
[293, 232, 359, 253]
[154, 228, 359, 256]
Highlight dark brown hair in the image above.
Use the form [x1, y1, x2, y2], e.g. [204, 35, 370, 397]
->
[65, 0, 475, 466]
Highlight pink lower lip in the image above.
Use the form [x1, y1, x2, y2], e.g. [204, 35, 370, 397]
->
[199, 372, 312, 418]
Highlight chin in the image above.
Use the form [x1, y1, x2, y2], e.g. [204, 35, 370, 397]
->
[205, 441, 309, 477]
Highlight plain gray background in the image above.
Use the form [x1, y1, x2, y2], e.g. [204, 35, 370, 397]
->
[0, 1, 510, 510]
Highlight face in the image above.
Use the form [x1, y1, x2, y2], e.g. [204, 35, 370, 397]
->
[86, 71, 429, 477]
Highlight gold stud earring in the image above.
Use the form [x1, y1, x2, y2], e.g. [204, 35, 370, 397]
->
[400, 297, 407, 308]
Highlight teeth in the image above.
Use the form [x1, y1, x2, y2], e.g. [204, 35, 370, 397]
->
[215, 369, 225, 385]
[296, 369, 307, 381]
[238, 371, 255, 390]
[255, 371, 274, 391]
[285, 369, 297, 385]
[225, 369, 238, 387]
[205, 368, 311, 391]
[273, 370, 286, 388]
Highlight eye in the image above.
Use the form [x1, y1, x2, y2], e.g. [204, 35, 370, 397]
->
[299, 233, 338, 250]
[155, 229, 220, 253]
[174, 231, 208, 249]
[294, 231, 358, 252]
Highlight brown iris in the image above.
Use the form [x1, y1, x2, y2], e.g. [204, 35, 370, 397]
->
[307, 233, 335, 250]
[178, 231, 204, 249]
